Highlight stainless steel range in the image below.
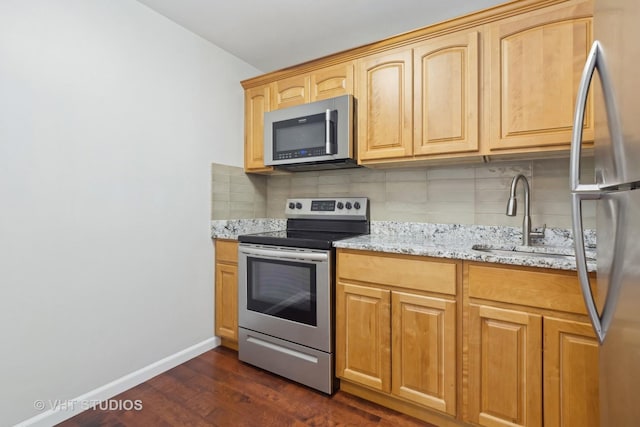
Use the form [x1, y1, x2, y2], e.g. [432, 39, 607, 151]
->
[237, 197, 369, 394]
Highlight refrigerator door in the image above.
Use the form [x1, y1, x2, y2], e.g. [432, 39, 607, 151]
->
[594, 0, 640, 187]
[572, 1, 640, 425]
[596, 189, 640, 426]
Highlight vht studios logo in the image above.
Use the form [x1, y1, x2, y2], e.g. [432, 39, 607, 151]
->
[33, 399, 143, 411]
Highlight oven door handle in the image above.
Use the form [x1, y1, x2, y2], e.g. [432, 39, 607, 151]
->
[240, 246, 329, 262]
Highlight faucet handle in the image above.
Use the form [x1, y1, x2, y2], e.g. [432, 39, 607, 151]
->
[531, 223, 546, 238]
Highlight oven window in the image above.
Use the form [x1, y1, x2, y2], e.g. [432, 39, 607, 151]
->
[246, 257, 317, 326]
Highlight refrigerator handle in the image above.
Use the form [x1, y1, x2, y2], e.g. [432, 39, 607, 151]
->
[570, 40, 620, 344]
[571, 41, 603, 342]
[571, 193, 605, 343]
[571, 41, 602, 195]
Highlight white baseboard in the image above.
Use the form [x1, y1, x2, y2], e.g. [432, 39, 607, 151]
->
[16, 337, 220, 427]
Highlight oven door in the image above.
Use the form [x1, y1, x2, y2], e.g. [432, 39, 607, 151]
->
[238, 243, 332, 352]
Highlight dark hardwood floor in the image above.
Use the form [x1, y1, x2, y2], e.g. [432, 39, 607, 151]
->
[58, 346, 434, 426]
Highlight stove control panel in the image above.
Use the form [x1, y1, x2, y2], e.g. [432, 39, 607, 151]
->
[285, 197, 369, 220]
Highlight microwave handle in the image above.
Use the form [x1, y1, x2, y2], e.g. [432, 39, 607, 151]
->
[325, 109, 335, 155]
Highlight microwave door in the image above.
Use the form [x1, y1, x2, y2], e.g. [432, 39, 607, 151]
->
[271, 112, 327, 162]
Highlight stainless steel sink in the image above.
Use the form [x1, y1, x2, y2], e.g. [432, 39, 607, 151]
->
[471, 244, 596, 261]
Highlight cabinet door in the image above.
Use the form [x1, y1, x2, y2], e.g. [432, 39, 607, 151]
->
[244, 85, 272, 173]
[215, 262, 238, 341]
[271, 74, 310, 110]
[357, 48, 413, 161]
[487, 1, 594, 151]
[468, 304, 542, 427]
[310, 62, 354, 101]
[543, 317, 599, 427]
[336, 282, 391, 392]
[392, 292, 456, 415]
[413, 31, 479, 156]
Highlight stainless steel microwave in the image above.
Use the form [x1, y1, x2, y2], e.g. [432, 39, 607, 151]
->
[264, 94, 357, 171]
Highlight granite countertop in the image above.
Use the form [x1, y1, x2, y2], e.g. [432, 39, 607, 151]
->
[211, 218, 286, 240]
[211, 219, 597, 272]
[334, 221, 597, 272]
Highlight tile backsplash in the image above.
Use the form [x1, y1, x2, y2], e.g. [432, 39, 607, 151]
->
[211, 157, 596, 229]
[211, 164, 266, 219]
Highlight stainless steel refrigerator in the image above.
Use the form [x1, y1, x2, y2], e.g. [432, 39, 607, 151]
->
[571, 0, 640, 425]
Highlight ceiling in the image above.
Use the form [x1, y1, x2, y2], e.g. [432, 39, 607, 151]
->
[136, 0, 506, 73]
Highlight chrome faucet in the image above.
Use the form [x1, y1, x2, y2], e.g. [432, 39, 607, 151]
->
[506, 174, 545, 246]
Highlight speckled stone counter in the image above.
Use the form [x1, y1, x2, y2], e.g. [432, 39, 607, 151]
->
[211, 218, 285, 240]
[211, 219, 597, 272]
[334, 221, 597, 272]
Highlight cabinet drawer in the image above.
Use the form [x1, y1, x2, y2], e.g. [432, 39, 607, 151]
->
[467, 262, 596, 315]
[215, 239, 238, 264]
[338, 250, 457, 295]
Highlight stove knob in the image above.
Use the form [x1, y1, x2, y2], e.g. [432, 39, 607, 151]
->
[295, 202, 303, 209]
[288, 202, 295, 209]
[354, 201, 361, 210]
[345, 202, 352, 210]
[337, 202, 344, 209]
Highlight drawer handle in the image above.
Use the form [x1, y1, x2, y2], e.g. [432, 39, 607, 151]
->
[246, 336, 318, 364]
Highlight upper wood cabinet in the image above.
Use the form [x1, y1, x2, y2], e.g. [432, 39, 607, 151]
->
[357, 29, 481, 163]
[414, 30, 480, 156]
[272, 62, 354, 110]
[244, 84, 273, 173]
[242, 0, 595, 169]
[310, 62, 354, 101]
[486, 0, 594, 152]
[271, 74, 310, 110]
[357, 48, 413, 161]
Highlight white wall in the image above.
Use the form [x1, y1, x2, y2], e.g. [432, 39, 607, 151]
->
[0, 1, 259, 424]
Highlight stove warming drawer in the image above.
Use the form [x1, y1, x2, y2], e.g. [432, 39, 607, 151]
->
[238, 328, 335, 394]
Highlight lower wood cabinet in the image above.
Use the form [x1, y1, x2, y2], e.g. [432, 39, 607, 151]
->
[392, 291, 457, 414]
[337, 282, 391, 392]
[211, 242, 598, 425]
[465, 262, 599, 427]
[467, 304, 543, 427]
[336, 249, 459, 421]
[214, 239, 239, 349]
[334, 253, 599, 427]
[543, 317, 599, 427]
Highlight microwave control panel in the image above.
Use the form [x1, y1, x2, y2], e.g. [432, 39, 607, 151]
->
[275, 147, 328, 160]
